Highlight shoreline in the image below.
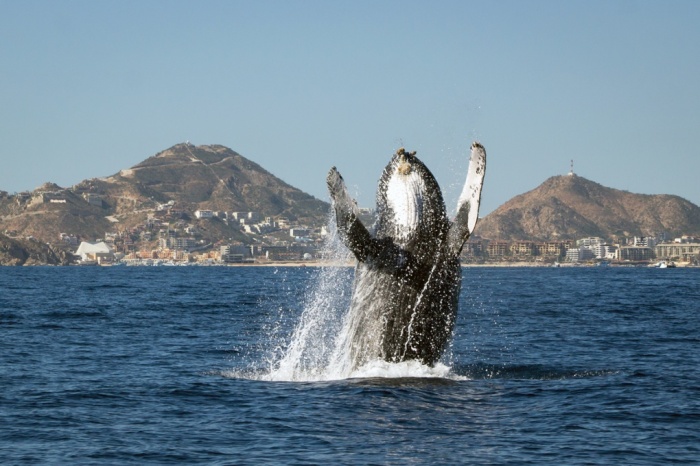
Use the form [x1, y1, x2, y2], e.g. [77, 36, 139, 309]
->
[2, 260, 697, 268]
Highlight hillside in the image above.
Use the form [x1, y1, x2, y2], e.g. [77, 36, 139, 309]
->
[117, 144, 326, 218]
[0, 143, 329, 246]
[0, 233, 70, 266]
[475, 174, 700, 241]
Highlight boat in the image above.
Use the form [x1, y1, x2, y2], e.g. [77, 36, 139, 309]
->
[76, 260, 98, 266]
[650, 260, 676, 268]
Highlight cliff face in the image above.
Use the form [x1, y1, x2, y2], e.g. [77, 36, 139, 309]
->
[0, 234, 70, 266]
[475, 175, 700, 241]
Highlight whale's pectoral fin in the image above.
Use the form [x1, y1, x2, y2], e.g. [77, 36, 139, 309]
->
[448, 142, 486, 256]
[327, 167, 376, 261]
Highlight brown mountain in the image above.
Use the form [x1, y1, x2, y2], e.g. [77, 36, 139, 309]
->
[0, 143, 329, 245]
[475, 174, 700, 241]
[116, 143, 326, 216]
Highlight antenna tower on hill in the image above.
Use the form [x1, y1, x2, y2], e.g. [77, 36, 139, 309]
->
[568, 159, 574, 176]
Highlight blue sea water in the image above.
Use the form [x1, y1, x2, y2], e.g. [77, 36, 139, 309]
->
[1, 265, 699, 465]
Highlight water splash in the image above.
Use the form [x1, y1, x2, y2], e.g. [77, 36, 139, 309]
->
[247, 212, 460, 383]
[350, 360, 464, 380]
[263, 214, 354, 381]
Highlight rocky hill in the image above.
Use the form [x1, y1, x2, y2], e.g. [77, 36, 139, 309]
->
[0, 143, 329, 248]
[0, 233, 71, 266]
[117, 144, 326, 218]
[475, 174, 700, 241]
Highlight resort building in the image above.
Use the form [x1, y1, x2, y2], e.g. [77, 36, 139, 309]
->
[510, 241, 537, 257]
[654, 242, 700, 261]
[486, 241, 508, 257]
[617, 246, 654, 261]
[538, 241, 567, 258]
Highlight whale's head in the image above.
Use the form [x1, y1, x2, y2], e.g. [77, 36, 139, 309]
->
[375, 148, 448, 251]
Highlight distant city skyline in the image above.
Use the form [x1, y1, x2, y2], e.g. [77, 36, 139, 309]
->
[2, 1, 699, 215]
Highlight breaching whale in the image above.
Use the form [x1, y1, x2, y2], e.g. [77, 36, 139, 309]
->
[327, 142, 486, 368]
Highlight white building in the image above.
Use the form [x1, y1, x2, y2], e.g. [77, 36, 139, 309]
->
[243, 224, 261, 234]
[602, 244, 618, 260]
[674, 236, 700, 244]
[566, 247, 595, 262]
[75, 241, 114, 264]
[230, 212, 261, 224]
[633, 236, 659, 248]
[194, 210, 214, 219]
[566, 248, 581, 262]
[577, 237, 605, 248]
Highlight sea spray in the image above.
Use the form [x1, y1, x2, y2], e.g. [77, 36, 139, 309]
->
[264, 213, 354, 381]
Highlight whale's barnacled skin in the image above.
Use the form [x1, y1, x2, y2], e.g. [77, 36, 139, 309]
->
[327, 143, 486, 367]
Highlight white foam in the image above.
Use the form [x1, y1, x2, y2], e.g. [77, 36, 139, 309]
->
[221, 359, 466, 382]
[350, 359, 465, 381]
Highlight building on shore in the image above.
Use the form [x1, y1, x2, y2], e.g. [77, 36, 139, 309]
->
[566, 247, 595, 262]
[75, 241, 115, 265]
[617, 245, 654, 262]
[655, 242, 700, 261]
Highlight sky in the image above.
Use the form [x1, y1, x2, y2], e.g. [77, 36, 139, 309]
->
[1, 0, 699, 216]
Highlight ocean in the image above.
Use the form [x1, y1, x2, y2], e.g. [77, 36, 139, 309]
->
[1, 265, 699, 465]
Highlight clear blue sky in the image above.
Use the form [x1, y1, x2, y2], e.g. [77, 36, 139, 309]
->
[2, 0, 698, 215]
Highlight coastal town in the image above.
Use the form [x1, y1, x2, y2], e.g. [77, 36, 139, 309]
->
[64, 205, 331, 266]
[0, 143, 700, 267]
[2, 143, 699, 268]
[65, 204, 700, 267]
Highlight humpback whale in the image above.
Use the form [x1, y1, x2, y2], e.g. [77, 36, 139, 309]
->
[327, 142, 486, 368]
